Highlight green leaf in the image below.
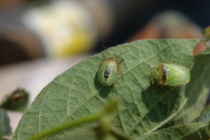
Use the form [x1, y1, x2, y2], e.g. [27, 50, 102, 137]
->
[195, 105, 210, 122]
[12, 39, 207, 140]
[140, 121, 209, 140]
[0, 109, 12, 136]
[172, 49, 210, 125]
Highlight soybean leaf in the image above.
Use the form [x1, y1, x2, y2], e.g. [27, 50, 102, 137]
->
[172, 50, 210, 125]
[12, 39, 207, 140]
[140, 121, 209, 140]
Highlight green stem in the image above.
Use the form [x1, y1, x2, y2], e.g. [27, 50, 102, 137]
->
[110, 127, 133, 140]
[25, 113, 100, 140]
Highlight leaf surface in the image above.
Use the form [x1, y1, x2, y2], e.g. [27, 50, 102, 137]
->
[140, 121, 209, 140]
[12, 39, 207, 139]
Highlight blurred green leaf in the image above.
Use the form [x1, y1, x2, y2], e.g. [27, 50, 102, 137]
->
[1, 88, 29, 112]
[0, 109, 12, 136]
[12, 39, 210, 140]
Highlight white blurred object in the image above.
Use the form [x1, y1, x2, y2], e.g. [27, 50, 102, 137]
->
[22, 0, 97, 57]
[0, 55, 88, 132]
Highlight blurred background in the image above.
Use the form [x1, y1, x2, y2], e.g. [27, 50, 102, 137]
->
[0, 0, 210, 133]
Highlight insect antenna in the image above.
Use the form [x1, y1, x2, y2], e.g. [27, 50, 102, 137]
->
[115, 52, 126, 59]
[102, 45, 111, 58]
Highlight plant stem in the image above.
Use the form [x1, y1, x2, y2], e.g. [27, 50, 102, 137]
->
[110, 127, 133, 140]
[25, 113, 100, 140]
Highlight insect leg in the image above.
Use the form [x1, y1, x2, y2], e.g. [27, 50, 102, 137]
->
[117, 59, 125, 75]
[115, 52, 127, 59]
[118, 59, 124, 64]
[118, 67, 123, 75]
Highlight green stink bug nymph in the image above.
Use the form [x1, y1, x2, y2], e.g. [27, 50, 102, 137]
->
[150, 63, 190, 87]
[202, 26, 210, 49]
[97, 47, 126, 86]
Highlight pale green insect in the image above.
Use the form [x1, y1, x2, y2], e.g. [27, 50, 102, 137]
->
[97, 48, 126, 86]
[203, 26, 210, 38]
[150, 63, 190, 87]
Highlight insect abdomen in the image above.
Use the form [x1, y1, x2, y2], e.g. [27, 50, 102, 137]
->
[97, 59, 118, 86]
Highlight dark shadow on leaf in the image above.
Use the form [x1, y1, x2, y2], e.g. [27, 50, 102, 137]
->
[98, 86, 113, 98]
[141, 82, 180, 122]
